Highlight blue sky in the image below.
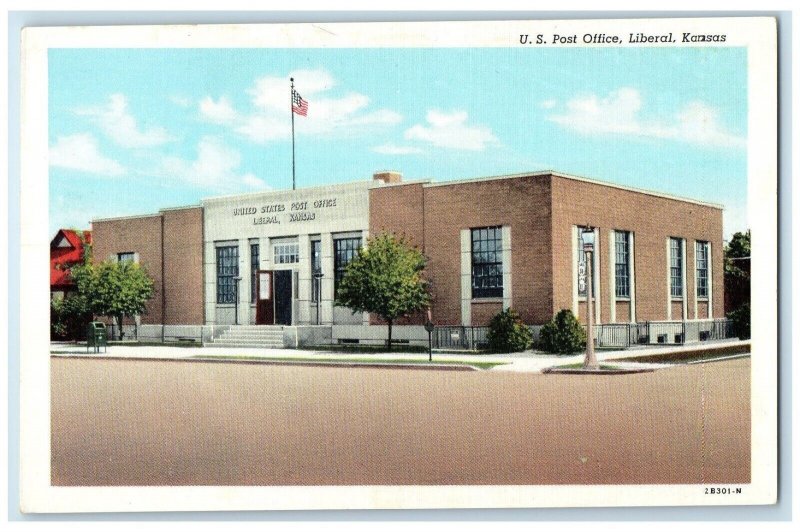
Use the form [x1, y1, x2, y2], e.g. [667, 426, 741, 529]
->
[49, 47, 748, 237]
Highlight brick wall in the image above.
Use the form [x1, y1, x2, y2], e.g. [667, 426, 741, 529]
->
[91, 206, 206, 326]
[163, 207, 205, 325]
[370, 175, 554, 326]
[369, 172, 724, 327]
[550, 175, 724, 323]
[91, 214, 164, 324]
[368, 182, 427, 325]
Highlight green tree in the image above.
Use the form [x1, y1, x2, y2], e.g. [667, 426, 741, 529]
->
[72, 260, 155, 340]
[724, 230, 751, 322]
[728, 303, 751, 340]
[335, 233, 431, 351]
[725, 230, 751, 263]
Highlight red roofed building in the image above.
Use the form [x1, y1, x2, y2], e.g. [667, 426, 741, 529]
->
[50, 229, 91, 299]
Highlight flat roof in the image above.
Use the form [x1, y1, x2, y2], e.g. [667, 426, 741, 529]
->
[201, 178, 431, 204]
[93, 169, 723, 223]
[92, 204, 201, 223]
[423, 170, 724, 210]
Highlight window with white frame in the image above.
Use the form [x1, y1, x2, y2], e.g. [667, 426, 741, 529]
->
[334, 236, 362, 291]
[696, 241, 709, 299]
[670, 237, 683, 298]
[250, 242, 259, 303]
[216, 245, 239, 304]
[273, 242, 299, 264]
[614, 231, 630, 298]
[471, 226, 503, 298]
[117, 252, 136, 263]
[311, 240, 322, 303]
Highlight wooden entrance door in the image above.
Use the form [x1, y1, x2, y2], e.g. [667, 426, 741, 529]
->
[255, 270, 274, 325]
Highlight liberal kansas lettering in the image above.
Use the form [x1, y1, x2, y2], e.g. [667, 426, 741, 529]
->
[231, 197, 339, 225]
[253, 215, 279, 225]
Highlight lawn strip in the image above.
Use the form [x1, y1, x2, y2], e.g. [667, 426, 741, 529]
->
[190, 354, 507, 370]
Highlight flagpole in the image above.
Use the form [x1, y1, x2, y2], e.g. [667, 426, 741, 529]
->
[290, 77, 296, 190]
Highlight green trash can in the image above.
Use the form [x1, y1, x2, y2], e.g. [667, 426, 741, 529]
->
[86, 322, 108, 353]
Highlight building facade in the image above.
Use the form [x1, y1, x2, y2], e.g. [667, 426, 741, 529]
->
[90, 170, 724, 345]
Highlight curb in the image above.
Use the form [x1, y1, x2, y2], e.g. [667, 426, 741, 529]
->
[50, 354, 479, 372]
[685, 353, 751, 365]
[542, 367, 656, 375]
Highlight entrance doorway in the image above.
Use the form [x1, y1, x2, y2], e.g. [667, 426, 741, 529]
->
[274, 270, 292, 325]
[255, 270, 293, 325]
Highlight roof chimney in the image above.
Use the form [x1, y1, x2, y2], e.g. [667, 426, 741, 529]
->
[373, 171, 402, 184]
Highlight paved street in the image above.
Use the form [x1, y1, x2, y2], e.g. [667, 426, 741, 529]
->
[51, 355, 750, 486]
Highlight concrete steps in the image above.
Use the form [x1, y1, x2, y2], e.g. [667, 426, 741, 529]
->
[208, 325, 286, 349]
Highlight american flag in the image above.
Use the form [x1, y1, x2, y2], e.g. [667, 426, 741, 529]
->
[292, 89, 308, 117]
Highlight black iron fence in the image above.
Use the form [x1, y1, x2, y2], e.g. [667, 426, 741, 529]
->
[432, 326, 490, 350]
[586, 319, 735, 348]
[432, 319, 733, 351]
[104, 324, 228, 344]
[587, 319, 733, 348]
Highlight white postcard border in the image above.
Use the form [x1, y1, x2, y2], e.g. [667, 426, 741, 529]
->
[19, 17, 778, 512]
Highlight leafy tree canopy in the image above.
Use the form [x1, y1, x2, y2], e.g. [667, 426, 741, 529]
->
[335, 233, 431, 349]
[725, 230, 751, 277]
[725, 230, 751, 259]
[72, 260, 155, 338]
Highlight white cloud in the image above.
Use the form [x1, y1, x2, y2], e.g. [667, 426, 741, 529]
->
[170, 95, 191, 108]
[404, 110, 497, 151]
[49, 133, 125, 176]
[75, 93, 175, 148]
[371, 143, 423, 155]
[547, 88, 745, 149]
[234, 115, 289, 143]
[158, 136, 266, 191]
[199, 68, 402, 144]
[248, 69, 336, 112]
[539, 99, 557, 109]
[672, 101, 746, 149]
[241, 173, 268, 189]
[199, 96, 238, 124]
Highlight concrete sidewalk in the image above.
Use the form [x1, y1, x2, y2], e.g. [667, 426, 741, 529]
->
[50, 339, 749, 373]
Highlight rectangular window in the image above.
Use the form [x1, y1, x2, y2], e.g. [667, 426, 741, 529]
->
[311, 240, 322, 303]
[216, 245, 239, 304]
[614, 231, 630, 298]
[250, 243, 259, 303]
[273, 242, 299, 264]
[576, 226, 594, 298]
[670, 237, 683, 298]
[471, 226, 503, 298]
[334, 237, 362, 292]
[696, 241, 709, 299]
[117, 252, 135, 263]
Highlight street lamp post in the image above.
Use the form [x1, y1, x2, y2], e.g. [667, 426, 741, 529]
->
[582, 227, 598, 370]
[234, 276, 242, 325]
[424, 309, 435, 362]
[313, 271, 324, 325]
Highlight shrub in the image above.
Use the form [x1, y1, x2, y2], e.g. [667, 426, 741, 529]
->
[728, 303, 750, 340]
[486, 308, 532, 352]
[539, 309, 586, 355]
[50, 294, 92, 341]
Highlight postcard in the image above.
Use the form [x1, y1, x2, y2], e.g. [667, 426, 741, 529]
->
[20, 16, 777, 512]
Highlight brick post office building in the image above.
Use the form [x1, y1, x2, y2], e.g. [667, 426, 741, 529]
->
[91, 170, 725, 347]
